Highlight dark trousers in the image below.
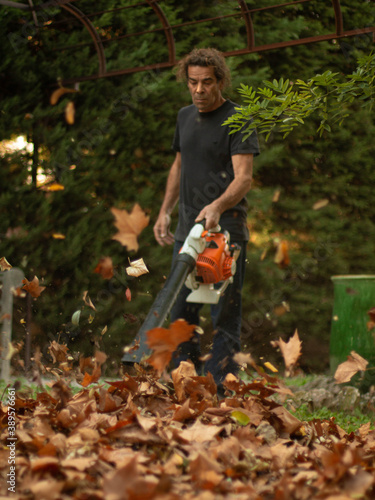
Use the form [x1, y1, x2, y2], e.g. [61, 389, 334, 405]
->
[170, 239, 247, 388]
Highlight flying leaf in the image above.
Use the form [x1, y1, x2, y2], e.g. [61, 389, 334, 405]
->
[5, 342, 20, 360]
[126, 258, 149, 278]
[39, 182, 65, 192]
[264, 361, 278, 373]
[65, 101, 75, 125]
[274, 240, 290, 268]
[312, 198, 329, 210]
[94, 257, 114, 280]
[0, 256, 12, 271]
[22, 276, 46, 298]
[48, 341, 69, 364]
[50, 86, 79, 105]
[111, 204, 150, 252]
[146, 319, 195, 372]
[334, 351, 369, 384]
[272, 329, 302, 377]
[83, 291, 96, 311]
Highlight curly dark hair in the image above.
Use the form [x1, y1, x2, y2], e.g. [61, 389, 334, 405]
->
[176, 48, 231, 89]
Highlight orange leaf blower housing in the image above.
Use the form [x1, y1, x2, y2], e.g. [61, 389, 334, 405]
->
[195, 230, 237, 284]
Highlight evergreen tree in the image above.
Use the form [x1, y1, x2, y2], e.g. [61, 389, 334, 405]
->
[1, 0, 374, 375]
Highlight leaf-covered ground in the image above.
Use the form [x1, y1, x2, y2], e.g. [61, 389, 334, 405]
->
[1, 343, 375, 500]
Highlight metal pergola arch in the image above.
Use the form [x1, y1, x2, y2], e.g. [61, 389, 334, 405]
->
[2, 0, 374, 84]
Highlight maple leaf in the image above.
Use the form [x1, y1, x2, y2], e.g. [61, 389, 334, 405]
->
[126, 258, 149, 277]
[271, 329, 302, 377]
[22, 276, 46, 298]
[0, 256, 12, 271]
[111, 203, 150, 252]
[146, 319, 195, 372]
[94, 256, 114, 279]
[334, 351, 369, 384]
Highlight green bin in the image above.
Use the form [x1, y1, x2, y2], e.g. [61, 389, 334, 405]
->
[330, 275, 375, 381]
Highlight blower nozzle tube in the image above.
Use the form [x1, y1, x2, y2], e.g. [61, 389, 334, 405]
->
[122, 253, 196, 364]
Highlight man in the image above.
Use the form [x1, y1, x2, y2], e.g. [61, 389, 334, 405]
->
[153, 48, 260, 395]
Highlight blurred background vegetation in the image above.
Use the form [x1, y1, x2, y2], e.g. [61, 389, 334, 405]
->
[1, 0, 374, 376]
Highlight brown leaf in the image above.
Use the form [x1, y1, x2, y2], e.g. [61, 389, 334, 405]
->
[94, 256, 114, 279]
[50, 86, 78, 105]
[22, 276, 46, 298]
[65, 101, 75, 124]
[111, 203, 150, 251]
[272, 329, 302, 376]
[48, 341, 69, 364]
[0, 256, 12, 271]
[103, 456, 158, 500]
[312, 198, 329, 210]
[179, 420, 224, 444]
[126, 257, 149, 277]
[367, 307, 375, 322]
[146, 320, 195, 372]
[334, 351, 369, 384]
[83, 290, 96, 310]
[274, 240, 290, 268]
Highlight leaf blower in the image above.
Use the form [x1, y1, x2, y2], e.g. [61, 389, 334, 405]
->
[122, 220, 240, 365]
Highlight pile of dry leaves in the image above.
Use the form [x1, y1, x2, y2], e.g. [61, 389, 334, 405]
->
[1, 321, 375, 500]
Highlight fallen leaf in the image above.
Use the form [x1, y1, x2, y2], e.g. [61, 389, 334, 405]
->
[231, 410, 251, 426]
[22, 276, 46, 298]
[0, 256, 12, 271]
[111, 204, 149, 252]
[334, 351, 369, 384]
[126, 258, 149, 277]
[94, 257, 114, 280]
[146, 320, 195, 372]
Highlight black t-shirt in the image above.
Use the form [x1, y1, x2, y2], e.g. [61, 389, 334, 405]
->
[172, 99, 260, 241]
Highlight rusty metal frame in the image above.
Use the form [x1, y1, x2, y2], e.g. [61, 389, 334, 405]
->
[1, 0, 374, 83]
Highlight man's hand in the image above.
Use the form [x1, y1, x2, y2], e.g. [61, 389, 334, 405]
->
[195, 203, 221, 230]
[153, 213, 174, 246]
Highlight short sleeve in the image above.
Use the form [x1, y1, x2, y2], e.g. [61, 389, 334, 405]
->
[230, 125, 260, 157]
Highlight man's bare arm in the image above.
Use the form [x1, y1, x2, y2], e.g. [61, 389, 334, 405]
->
[153, 152, 181, 246]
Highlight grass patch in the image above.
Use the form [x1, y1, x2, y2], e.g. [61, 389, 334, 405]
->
[290, 403, 373, 433]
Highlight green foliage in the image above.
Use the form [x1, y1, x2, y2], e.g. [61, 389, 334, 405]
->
[291, 403, 373, 434]
[224, 52, 375, 140]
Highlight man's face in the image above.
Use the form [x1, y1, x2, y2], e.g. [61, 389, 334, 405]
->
[187, 65, 224, 113]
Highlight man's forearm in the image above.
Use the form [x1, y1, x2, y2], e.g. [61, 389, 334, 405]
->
[211, 175, 252, 215]
[159, 154, 181, 216]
